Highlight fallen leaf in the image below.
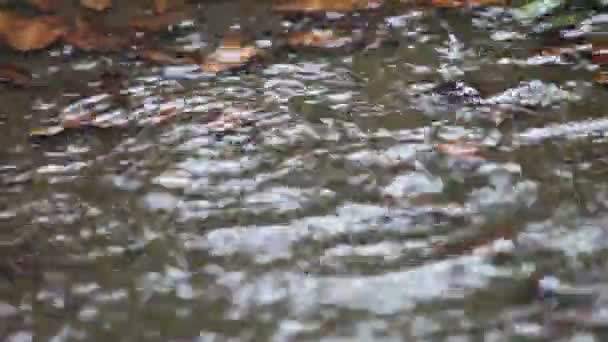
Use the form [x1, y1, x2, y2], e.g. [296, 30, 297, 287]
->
[30, 126, 65, 137]
[0, 63, 32, 86]
[63, 16, 129, 51]
[201, 46, 260, 73]
[435, 141, 482, 159]
[0, 14, 67, 51]
[272, 0, 382, 13]
[129, 9, 190, 32]
[137, 48, 198, 65]
[537, 44, 591, 57]
[287, 29, 360, 49]
[80, 0, 112, 11]
[594, 71, 608, 86]
[593, 48, 608, 65]
[201, 33, 262, 73]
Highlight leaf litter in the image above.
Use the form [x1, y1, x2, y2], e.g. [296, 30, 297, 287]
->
[6, 0, 601, 137]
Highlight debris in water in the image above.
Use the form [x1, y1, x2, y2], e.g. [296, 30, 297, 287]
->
[0, 64, 32, 87]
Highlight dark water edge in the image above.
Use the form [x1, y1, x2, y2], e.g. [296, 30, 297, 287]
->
[0, 1, 607, 341]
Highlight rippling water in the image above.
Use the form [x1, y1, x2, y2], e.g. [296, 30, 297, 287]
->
[0, 1, 607, 341]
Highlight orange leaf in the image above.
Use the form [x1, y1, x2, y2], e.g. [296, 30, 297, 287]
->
[80, 0, 112, 11]
[0, 14, 67, 51]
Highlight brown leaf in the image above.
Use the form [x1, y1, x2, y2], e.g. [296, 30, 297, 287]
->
[287, 29, 360, 49]
[594, 71, 608, 86]
[273, 0, 383, 13]
[199, 31, 262, 73]
[137, 48, 198, 65]
[129, 9, 190, 32]
[0, 13, 67, 51]
[0, 63, 32, 86]
[80, 0, 112, 11]
[593, 48, 608, 66]
[201, 45, 260, 73]
[63, 17, 129, 51]
[537, 45, 590, 58]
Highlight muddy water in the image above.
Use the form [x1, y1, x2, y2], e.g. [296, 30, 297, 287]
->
[0, 1, 607, 341]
